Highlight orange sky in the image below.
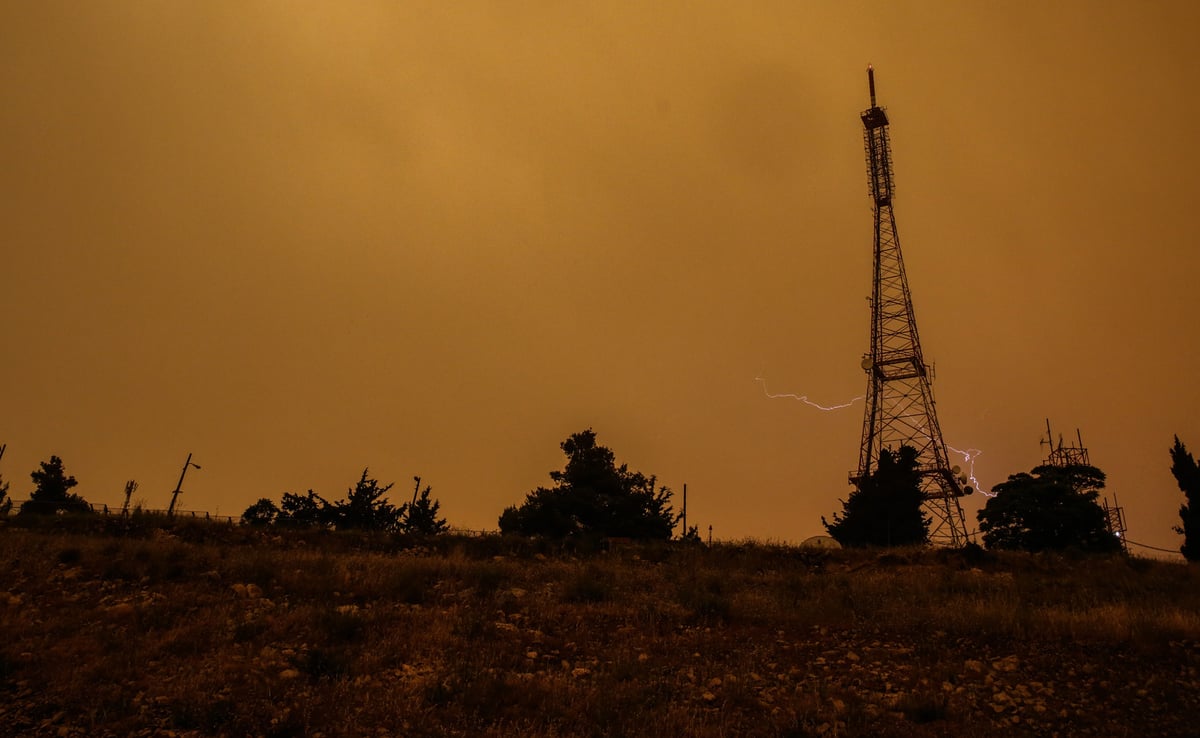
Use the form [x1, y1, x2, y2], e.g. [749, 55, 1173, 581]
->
[2, 3, 1198, 555]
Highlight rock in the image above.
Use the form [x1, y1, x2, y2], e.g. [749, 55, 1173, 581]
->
[638, 653, 649, 663]
[231, 583, 248, 598]
[107, 603, 135, 617]
[246, 584, 263, 599]
[701, 691, 717, 702]
[845, 652, 861, 663]
[964, 659, 985, 673]
[279, 669, 301, 680]
[992, 655, 1019, 673]
[572, 668, 591, 679]
[525, 651, 538, 660]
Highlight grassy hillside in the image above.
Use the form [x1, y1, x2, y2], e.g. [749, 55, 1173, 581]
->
[1, 518, 1198, 737]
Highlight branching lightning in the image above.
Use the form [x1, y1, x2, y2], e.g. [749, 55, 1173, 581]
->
[946, 442, 992, 497]
[754, 375, 864, 412]
[758, 373, 991, 496]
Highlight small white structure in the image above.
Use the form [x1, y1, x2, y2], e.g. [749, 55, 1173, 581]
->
[800, 535, 842, 550]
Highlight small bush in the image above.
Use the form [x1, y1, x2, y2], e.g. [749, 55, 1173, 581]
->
[56, 547, 82, 566]
[302, 646, 354, 680]
[563, 565, 615, 603]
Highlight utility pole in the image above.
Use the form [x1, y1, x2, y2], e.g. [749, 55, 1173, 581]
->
[851, 66, 970, 546]
[681, 483, 687, 538]
[167, 453, 201, 517]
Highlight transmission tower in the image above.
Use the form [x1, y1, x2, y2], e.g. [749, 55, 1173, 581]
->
[851, 66, 971, 546]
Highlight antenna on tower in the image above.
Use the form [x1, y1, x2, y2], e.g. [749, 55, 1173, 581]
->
[850, 65, 969, 546]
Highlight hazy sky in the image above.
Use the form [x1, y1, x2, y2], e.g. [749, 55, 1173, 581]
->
[3, 2, 1197, 554]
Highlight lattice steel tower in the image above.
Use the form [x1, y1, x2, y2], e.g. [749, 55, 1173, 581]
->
[852, 66, 971, 546]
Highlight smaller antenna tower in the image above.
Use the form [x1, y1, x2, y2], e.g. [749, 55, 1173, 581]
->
[1040, 419, 1126, 551]
[1040, 418, 1090, 467]
[122, 480, 138, 516]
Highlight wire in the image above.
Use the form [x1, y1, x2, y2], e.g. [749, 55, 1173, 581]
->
[1123, 538, 1185, 556]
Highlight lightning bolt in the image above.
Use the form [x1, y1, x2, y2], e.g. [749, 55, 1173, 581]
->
[755, 375, 864, 412]
[945, 442, 992, 497]
[758, 373, 991, 496]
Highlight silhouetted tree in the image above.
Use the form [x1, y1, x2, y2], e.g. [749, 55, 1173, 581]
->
[20, 456, 90, 515]
[0, 470, 11, 517]
[277, 490, 331, 528]
[823, 445, 928, 548]
[403, 483, 448, 535]
[1170, 436, 1200, 562]
[977, 463, 1119, 553]
[499, 429, 676, 540]
[330, 469, 404, 531]
[241, 498, 280, 527]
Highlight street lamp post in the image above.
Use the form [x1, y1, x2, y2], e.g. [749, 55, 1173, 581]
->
[167, 452, 201, 517]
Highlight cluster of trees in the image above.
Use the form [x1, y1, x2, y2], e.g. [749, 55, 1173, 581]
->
[826, 435, 1200, 559]
[241, 470, 448, 535]
[4, 430, 1198, 560]
[825, 447, 1121, 553]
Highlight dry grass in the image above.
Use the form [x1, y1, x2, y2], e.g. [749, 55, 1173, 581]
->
[1, 520, 1199, 736]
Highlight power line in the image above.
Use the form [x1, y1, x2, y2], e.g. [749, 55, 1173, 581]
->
[1123, 538, 1184, 556]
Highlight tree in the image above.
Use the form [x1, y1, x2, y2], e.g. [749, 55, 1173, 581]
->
[330, 469, 404, 532]
[977, 463, 1119, 553]
[823, 445, 929, 548]
[1170, 436, 1200, 562]
[403, 480, 448, 535]
[20, 456, 90, 515]
[499, 429, 677, 540]
[0, 475, 11, 517]
[277, 490, 331, 528]
[241, 498, 280, 526]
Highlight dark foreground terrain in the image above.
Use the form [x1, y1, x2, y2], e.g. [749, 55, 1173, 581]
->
[1, 518, 1198, 737]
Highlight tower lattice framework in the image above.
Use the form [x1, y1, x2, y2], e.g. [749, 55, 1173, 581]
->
[852, 67, 970, 546]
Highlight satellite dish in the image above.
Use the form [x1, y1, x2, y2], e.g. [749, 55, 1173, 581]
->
[860, 356, 873, 371]
[800, 535, 842, 550]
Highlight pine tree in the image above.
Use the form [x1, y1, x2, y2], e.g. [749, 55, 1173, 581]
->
[1170, 436, 1200, 562]
[499, 429, 676, 540]
[331, 469, 403, 532]
[823, 445, 929, 548]
[0, 474, 12, 517]
[403, 483, 448, 535]
[20, 456, 90, 515]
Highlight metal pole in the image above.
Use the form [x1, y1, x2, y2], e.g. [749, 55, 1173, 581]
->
[682, 483, 687, 538]
[167, 453, 199, 517]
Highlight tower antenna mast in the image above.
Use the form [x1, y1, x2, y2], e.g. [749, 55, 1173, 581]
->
[852, 66, 971, 546]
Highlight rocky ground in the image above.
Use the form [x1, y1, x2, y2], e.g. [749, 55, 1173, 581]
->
[1, 524, 1198, 737]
